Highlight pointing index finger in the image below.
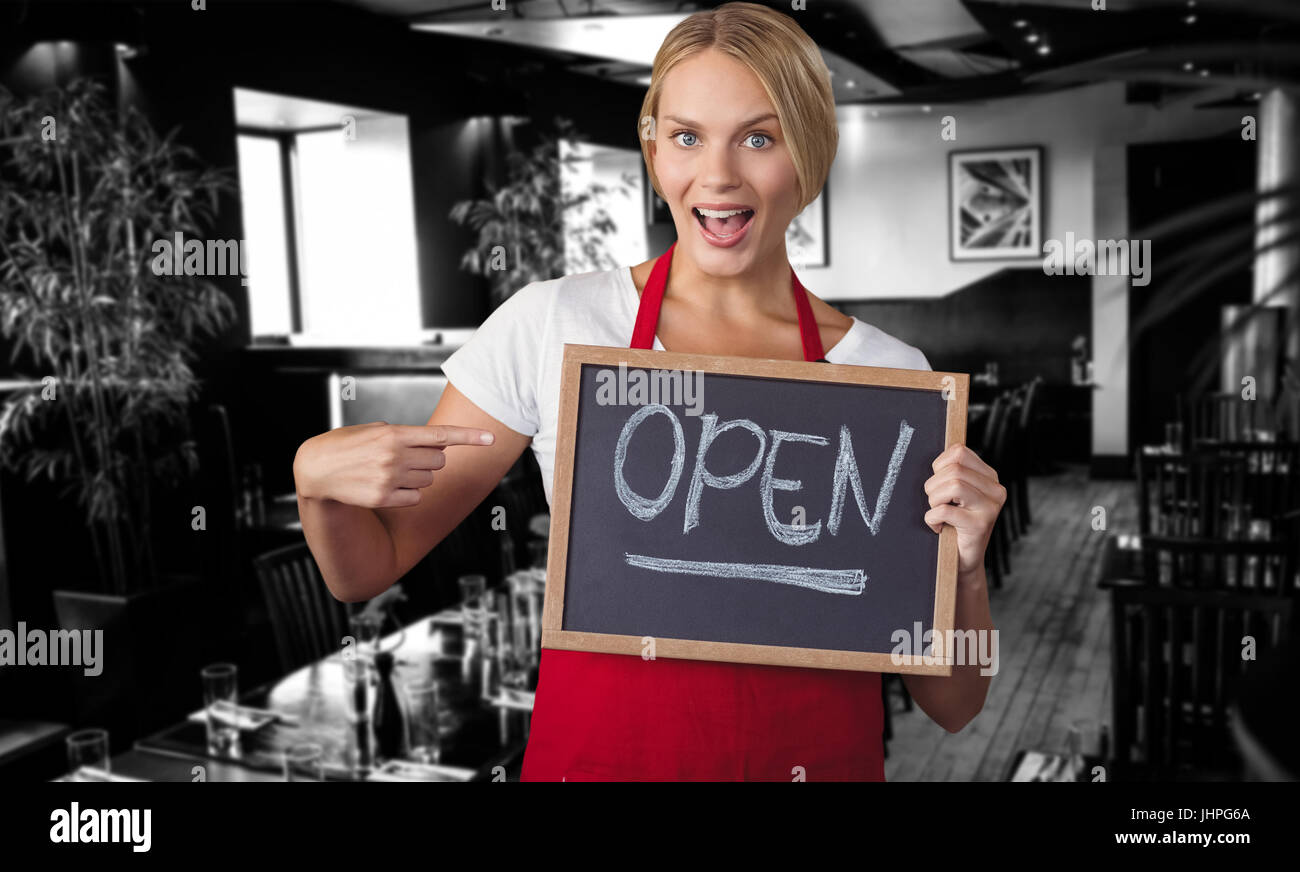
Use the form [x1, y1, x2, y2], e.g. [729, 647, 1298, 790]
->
[393, 424, 495, 447]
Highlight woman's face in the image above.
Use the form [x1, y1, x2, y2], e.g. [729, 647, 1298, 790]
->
[651, 48, 801, 278]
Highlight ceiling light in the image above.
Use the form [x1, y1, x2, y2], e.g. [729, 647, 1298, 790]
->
[845, 79, 857, 88]
[1183, 14, 1196, 24]
[1037, 45, 1051, 56]
[1013, 19, 1029, 28]
[921, 105, 932, 113]
[1182, 61, 1195, 71]
[1198, 68, 1210, 77]
[1025, 33, 1040, 43]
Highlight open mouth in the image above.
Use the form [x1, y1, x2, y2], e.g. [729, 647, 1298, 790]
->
[693, 206, 756, 238]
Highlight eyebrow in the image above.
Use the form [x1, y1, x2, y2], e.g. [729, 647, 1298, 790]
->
[663, 113, 778, 130]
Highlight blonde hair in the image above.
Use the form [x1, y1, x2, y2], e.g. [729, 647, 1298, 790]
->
[637, 1, 837, 214]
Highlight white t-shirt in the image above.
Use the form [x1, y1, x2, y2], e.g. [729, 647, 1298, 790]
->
[440, 266, 932, 507]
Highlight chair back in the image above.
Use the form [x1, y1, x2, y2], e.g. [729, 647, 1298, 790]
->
[990, 389, 1020, 468]
[1138, 442, 1300, 541]
[1181, 392, 1281, 444]
[1137, 449, 1247, 538]
[1109, 574, 1294, 779]
[254, 541, 350, 675]
[1192, 441, 1300, 541]
[1138, 535, 1298, 595]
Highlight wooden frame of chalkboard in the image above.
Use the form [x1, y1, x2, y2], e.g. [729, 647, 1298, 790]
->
[541, 343, 969, 675]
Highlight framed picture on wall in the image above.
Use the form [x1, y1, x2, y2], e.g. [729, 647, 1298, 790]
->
[787, 187, 829, 268]
[949, 146, 1044, 261]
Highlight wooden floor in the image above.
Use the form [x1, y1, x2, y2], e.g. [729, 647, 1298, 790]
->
[884, 463, 1136, 781]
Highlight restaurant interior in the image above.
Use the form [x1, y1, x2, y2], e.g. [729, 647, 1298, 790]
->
[0, 0, 1298, 782]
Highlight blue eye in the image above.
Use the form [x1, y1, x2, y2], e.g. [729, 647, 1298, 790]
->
[746, 133, 769, 149]
[674, 132, 698, 147]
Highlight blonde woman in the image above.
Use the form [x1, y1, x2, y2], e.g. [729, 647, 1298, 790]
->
[293, 2, 1001, 781]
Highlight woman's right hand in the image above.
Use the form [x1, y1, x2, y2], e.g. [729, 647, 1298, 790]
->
[294, 421, 496, 509]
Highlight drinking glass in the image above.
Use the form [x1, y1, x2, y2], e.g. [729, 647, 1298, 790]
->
[200, 663, 240, 756]
[283, 743, 325, 782]
[508, 572, 545, 674]
[1064, 720, 1092, 782]
[480, 606, 507, 700]
[458, 573, 489, 661]
[404, 680, 442, 765]
[348, 612, 382, 663]
[66, 728, 110, 781]
[1164, 421, 1183, 453]
[458, 573, 487, 609]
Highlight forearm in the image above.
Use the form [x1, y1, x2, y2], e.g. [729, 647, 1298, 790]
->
[902, 564, 995, 732]
[294, 459, 399, 603]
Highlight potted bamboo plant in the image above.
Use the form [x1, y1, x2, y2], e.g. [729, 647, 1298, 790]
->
[0, 77, 235, 720]
[450, 115, 632, 308]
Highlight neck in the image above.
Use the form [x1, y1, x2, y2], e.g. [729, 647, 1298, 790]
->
[666, 242, 794, 319]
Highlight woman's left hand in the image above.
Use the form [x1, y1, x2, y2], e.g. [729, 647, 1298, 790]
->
[923, 444, 1007, 577]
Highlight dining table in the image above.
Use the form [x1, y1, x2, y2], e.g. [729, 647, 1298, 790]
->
[61, 585, 542, 782]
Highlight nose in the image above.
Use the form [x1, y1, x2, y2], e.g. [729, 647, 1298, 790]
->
[699, 140, 742, 192]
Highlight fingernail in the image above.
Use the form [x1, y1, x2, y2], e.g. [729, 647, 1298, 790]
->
[481, 432, 494, 444]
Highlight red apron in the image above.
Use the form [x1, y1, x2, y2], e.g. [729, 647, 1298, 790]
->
[520, 242, 885, 781]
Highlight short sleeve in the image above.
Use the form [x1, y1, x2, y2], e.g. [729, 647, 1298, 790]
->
[440, 281, 551, 437]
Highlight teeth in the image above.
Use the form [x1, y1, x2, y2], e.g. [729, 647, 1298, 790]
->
[694, 207, 753, 218]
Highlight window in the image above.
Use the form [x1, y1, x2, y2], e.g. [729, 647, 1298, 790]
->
[560, 139, 646, 272]
[234, 88, 421, 346]
[235, 133, 293, 336]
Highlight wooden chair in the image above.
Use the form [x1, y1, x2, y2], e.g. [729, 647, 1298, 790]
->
[989, 390, 1019, 575]
[1191, 441, 1300, 542]
[254, 541, 352, 676]
[1137, 442, 1300, 542]
[1014, 377, 1043, 532]
[1000, 385, 1027, 543]
[1104, 536, 1298, 780]
[979, 394, 1009, 588]
[1136, 449, 1248, 539]
[1180, 392, 1281, 444]
[1138, 535, 1299, 596]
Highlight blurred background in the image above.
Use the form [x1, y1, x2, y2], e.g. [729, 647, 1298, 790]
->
[0, 0, 1297, 782]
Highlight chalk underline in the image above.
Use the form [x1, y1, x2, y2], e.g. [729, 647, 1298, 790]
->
[623, 553, 867, 596]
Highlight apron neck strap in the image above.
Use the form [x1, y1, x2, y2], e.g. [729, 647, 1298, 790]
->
[630, 241, 826, 361]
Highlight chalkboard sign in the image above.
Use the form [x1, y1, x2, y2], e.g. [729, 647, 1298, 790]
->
[541, 344, 969, 675]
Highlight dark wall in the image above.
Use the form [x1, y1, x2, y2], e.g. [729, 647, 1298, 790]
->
[1127, 133, 1256, 450]
[837, 268, 1092, 386]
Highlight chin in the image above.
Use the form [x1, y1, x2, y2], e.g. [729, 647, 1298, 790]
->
[689, 244, 753, 275]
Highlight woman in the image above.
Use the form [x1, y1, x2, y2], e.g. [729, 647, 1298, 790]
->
[293, 2, 1002, 781]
